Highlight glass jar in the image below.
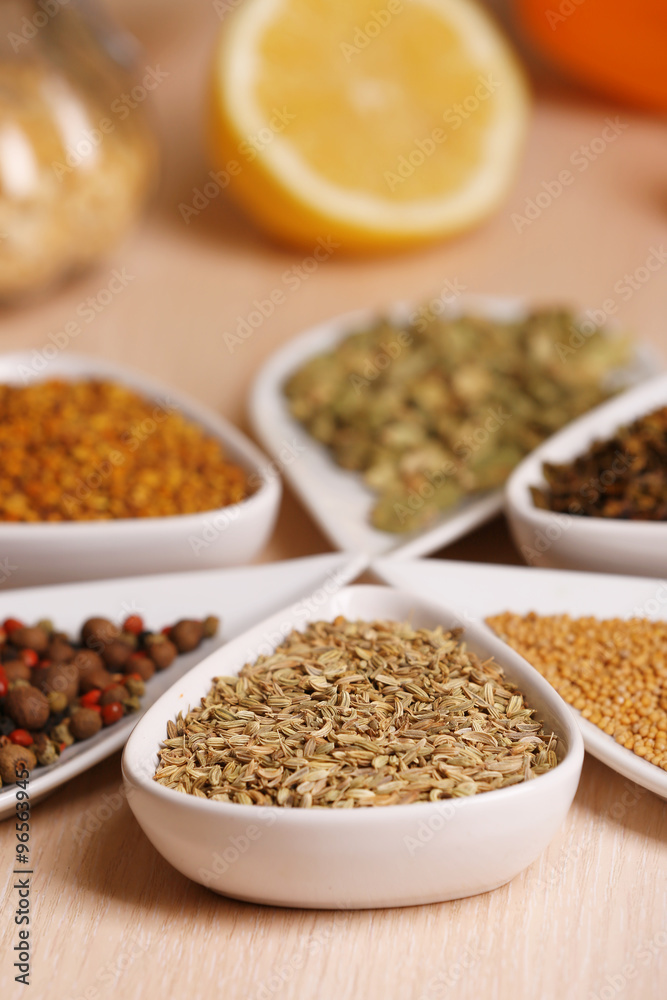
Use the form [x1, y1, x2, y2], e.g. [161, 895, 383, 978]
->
[0, 0, 158, 301]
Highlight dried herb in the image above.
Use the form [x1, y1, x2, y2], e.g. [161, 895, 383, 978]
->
[154, 617, 558, 807]
[283, 307, 631, 533]
[532, 405, 667, 520]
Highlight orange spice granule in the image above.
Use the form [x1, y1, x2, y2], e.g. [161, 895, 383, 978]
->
[0, 379, 250, 521]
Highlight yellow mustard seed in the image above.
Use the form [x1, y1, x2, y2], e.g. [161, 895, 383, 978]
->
[0, 379, 250, 521]
[486, 612, 667, 772]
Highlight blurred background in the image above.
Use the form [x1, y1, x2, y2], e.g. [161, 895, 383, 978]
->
[0, 0, 665, 560]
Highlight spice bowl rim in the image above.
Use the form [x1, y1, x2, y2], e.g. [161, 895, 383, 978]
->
[0, 350, 279, 534]
[122, 583, 584, 908]
[505, 371, 667, 542]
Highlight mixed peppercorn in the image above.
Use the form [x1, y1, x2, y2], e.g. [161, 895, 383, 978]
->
[0, 611, 219, 786]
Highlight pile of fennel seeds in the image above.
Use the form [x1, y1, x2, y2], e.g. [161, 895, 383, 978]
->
[154, 617, 558, 807]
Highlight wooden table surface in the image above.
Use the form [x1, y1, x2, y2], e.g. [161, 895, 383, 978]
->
[1, 2, 666, 997]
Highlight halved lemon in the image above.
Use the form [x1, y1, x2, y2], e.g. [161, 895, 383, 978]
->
[209, 0, 529, 251]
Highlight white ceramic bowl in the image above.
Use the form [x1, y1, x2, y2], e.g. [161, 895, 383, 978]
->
[505, 373, 667, 577]
[122, 584, 583, 909]
[250, 295, 653, 561]
[0, 352, 281, 586]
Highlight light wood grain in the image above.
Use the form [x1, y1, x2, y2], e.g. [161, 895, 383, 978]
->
[1, 1, 666, 997]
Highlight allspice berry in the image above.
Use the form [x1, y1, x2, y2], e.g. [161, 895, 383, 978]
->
[0, 744, 36, 784]
[170, 620, 203, 653]
[73, 649, 104, 676]
[100, 685, 129, 706]
[101, 639, 133, 671]
[10, 625, 49, 654]
[48, 638, 75, 663]
[69, 708, 103, 741]
[79, 668, 114, 694]
[5, 684, 50, 730]
[37, 663, 79, 703]
[74, 650, 112, 692]
[125, 655, 155, 682]
[3, 659, 31, 683]
[147, 637, 177, 671]
[81, 617, 120, 649]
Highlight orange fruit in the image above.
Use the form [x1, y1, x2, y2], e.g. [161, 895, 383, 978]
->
[209, 0, 529, 252]
[517, 0, 667, 111]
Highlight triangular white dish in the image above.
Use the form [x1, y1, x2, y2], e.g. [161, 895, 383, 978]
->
[249, 296, 655, 560]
